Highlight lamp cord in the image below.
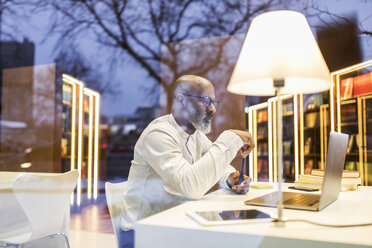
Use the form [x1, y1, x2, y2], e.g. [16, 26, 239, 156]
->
[273, 218, 372, 228]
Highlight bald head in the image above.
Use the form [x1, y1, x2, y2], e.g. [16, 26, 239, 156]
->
[173, 75, 214, 97]
[172, 75, 217, 134]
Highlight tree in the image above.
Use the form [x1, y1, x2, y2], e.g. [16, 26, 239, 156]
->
[23, 0, 282, 111]
[14, 0, 372, 111]
[54, 47, 116, 94]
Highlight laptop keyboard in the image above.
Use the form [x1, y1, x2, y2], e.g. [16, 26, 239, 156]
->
[284, 194, 320, 206]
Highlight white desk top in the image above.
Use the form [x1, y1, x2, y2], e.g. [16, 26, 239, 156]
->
[136, 184, 372, 248]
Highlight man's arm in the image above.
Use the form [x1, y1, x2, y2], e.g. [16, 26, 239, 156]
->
[141, 129, 243, 199]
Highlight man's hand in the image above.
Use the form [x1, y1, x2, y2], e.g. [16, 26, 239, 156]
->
[229, 129, 255, 158]
[227, 171, 251, 194]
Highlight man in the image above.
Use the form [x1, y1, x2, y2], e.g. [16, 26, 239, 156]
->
[119, 75, 254, 247]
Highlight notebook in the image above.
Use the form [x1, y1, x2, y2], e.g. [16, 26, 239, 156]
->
[244, 132, 349, 211]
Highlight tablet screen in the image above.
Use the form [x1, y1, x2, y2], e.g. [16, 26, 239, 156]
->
[195, 209, 271, 221]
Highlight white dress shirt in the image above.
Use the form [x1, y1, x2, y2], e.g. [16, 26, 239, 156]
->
[121, 114, 243, 230]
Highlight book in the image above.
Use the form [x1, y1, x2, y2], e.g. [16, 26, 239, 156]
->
[305, 112, 319, 128]
[310, 169, 360, 178]
[340, 77, 353, 99]
[250, 183, 274, 189]
[353, 72, 372, 97]
[304, 137, 312, 154]
[299, 174, 362, 185]
[294, 180, 358, 192]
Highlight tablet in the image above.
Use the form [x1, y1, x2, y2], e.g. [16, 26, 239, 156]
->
[187, 209, 273, 226]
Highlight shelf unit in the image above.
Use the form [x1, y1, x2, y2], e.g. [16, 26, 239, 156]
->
[330, 60, 372, 185]
[299, 92, 330, 175]
[248, 94, 299, 183]
[62, 74, 101, 205]
[247, 60, 372, 185]
[248, 102, 269, 182]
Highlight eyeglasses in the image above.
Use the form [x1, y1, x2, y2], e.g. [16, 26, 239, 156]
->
[181, 93, 219, 107]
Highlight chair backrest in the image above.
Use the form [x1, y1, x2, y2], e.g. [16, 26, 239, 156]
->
[105, 181, 127, 248]
[12, 170, 79, 241]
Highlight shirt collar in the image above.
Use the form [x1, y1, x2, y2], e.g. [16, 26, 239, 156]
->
[169, 113, 194, 139]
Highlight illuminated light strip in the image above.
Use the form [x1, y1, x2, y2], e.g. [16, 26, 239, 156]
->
[330, 60, 372, 133]
[83, 91, 94, 200]
[293, 94, 299, 181]
[268, 99, 273, 182]
[63, 74, 84, 206]
[61, 80, 77, 172]
[84, 88, 100, 200]
[248, 102, 268, 182]
[336, 75, 341, 132]
[272, 100, 277, 182]
[362, 98, 367, 185]
[324, 105, 328, 169]
[357, 98, 365, 185]
[299, 94, 304, 175]
[253, 110, 257, 182]
[361, 95, 372, 185]
[320, 105, 324, 169]
[62, 76, 78, 205]
[329, 80, 335, 132]
[94, 94, 100, 199]
[248, 107, 254, 180]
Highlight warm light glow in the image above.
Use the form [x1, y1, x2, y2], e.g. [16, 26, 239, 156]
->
[299, 94, 304, 175]
[94, 94, 100, 200]
[227, 11, 331, 96]
[20, 162, 32, 169]
[84, 88, 101, 200]
[248, 107, 254, 179]
[63, 74, 85, 206]
[227, 10, 331, 225]
[330, 59, 372, 133]
[357, 98, 364, 184]
[293, 94, 299, 181]
[83, 91, 94, 200]
[248, 102, 268, 182]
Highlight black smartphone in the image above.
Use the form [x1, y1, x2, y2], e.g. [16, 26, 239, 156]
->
[288, 186, 319, 192]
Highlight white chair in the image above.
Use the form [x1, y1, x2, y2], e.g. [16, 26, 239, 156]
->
[105, 181, 127, 248]
[0, 170, 78, 248]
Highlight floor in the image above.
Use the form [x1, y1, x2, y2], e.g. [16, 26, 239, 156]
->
[68, 180, 119, 248]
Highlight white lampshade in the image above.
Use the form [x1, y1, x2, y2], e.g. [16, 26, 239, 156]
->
[227, 10, 331, 96]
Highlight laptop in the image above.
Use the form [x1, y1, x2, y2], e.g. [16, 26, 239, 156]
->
[245, 132, 349, 211]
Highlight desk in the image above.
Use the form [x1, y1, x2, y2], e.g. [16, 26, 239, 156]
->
[135, 184, 372, 248]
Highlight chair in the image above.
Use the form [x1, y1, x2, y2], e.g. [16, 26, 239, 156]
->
[0, 170, 78, 248]
[105, 181, 127, 248]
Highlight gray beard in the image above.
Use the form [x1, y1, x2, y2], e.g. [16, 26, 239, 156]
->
[184, 103, 211, 134]
[191, 115, 211, 134]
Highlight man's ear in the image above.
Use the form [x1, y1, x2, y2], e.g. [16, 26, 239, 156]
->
[175, 94, 184, 105]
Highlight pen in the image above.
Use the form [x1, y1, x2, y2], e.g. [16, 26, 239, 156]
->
[238, 157, 245, 184]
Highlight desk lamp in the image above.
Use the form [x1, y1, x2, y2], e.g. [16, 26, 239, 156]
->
[227, 10, 331, 225]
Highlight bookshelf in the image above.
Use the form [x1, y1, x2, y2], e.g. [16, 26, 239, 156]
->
[269, 94, 299, 183]
[248, 102, 269, 182]
[299, 92, 330, 175]
[248, 94, 299, 183]
[61, 74, 101, 205]
[330, 60, 372, 186]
